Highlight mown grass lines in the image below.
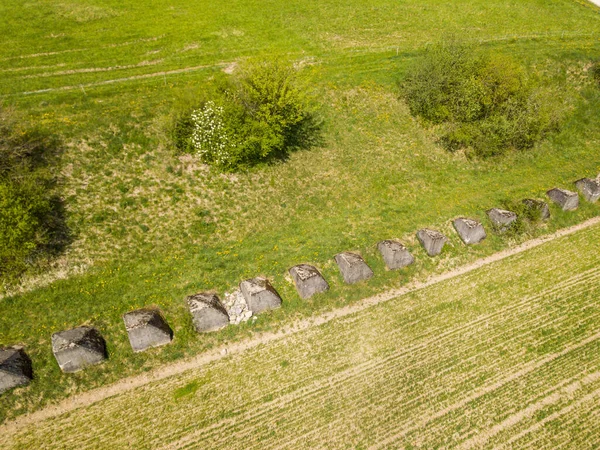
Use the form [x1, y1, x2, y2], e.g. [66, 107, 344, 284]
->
[3, 0, 599, 95]
[471, 379, 600, 449]
[216, 313, 600, 449]
[507, 391, 600, 449]
[396, 345, 600, 448]
[2, 0, 600, 433]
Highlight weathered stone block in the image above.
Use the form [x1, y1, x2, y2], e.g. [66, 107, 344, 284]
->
[487, 208, 517, 232]
[289, 264, 329, 299]
[487, 208, 517, 233]
[123, 309, 173, 352]
[416, 229, 447, 256]
[546, 188, 579, 211]
[575, 178, 600, 203]
[187, 293, 229, 332]
[377, 240, 415, 270]
[334, 252, 374, 284]
[522, 199, 550, 221]
[0, 347, 32, 394]
[51, 326, 106, 373]
[453, 218, 486, 244]
[240, 277, 282, 314]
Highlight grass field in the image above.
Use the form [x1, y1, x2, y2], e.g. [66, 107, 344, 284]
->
[2, 0, 600, 96]
[1, 0, 600, 426]
[2, 220, 600, 449]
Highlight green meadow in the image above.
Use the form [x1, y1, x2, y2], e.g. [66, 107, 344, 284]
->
[1, 0, 600, 422]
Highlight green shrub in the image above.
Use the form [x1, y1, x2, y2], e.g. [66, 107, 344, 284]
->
[0, 179, 52, 278]
[401, 42, 566, 157]
[402, 43, 486, 124]
[169, 112, 195, 155]
[171, 58, 320, 170]
[488, 198, 550, 238]
[0, 107, 66, 284]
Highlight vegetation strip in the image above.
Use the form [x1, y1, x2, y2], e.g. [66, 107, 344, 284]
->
[2, 215, 599, 436]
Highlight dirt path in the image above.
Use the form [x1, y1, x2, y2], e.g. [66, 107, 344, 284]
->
[2, 215, 599, 435]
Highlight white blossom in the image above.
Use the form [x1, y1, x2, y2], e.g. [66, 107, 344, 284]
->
[190, 101, 234, 166]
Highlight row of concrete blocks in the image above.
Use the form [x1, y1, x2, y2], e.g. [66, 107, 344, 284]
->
[2, 177, 598, 394]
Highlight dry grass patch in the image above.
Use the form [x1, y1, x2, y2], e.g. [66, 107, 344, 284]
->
[53, 3, 120, 23]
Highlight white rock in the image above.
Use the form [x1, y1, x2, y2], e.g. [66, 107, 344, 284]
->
[222, 288, 251, 324]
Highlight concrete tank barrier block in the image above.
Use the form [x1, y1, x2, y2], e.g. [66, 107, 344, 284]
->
[123, 309, 173, 352]
[546, 188, 579, 211]
[0, 347, 33, 394]
[377, 240, 415, 270]
[487, 208, 518, 232]
[51, 326, 107, 373]
[575, 178, 600, 203]
[453, 218, 486, 245]
[289, 264, 329, 299]
[522, 199, 550, 221]
[334, 252, 374, 284]
[187, 293, 230, 332]
[417, 229, 447, 256]
[240, 277, 282, 314]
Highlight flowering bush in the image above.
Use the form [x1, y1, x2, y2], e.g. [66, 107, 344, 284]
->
[190, 101, 234, 167]
[172, 59, 319, 170]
